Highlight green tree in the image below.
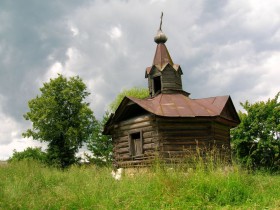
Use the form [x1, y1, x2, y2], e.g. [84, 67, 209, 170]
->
[231, 92, 280, 170]
[86, 87, 149, 165]
[8, 147, 47, 163]
[86, 112, 113, 166]
[23, 74, 95, 168]
[109, 87, 149, 112]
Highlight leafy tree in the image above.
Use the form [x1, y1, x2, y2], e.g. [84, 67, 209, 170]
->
[231, 92, 280, 170]
[109, 87, 149, 112]
[86, 87, 149, 165]
[8, 147, 47, 163]
[23, 74, 95, 168]
[86, 112, 113, 166]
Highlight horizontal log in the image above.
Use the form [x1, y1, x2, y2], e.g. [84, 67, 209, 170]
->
[163, 140, 212, 146]
[143, 143, 156, 150]
[212, 122, 229, 130]
[116, 130, 157, 143]
[143, 137, 154, 144]
[114, 125, 155, 137]
[117, 121, 153, 131]
[161, 136, 212, 141]
[115, 153, 157, 162]
[159, 125, 211, 131]
[143, 131, 156, 138]
[159, 131, 211, 137]
[116, 142, 158, 152]
[156, 118, 212, 124]
[116, 142, 129, 149]
[115, 154, 131, 161]
[144, 150, 157, 155]
[117, 115, 154, 127]
[213, 130, 230, 136]
[163, 144, 198, 151]
[116, 147, 129, 154]
[213, 127, 229, 134]
[117, 136, 129, 143]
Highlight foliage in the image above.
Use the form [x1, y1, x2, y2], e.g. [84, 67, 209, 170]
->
[231, 92, 280, 171]
[86, 111, 113, 166]
[8, 147, 46, 163]
[22, 74, 95, 168]
[1, 160, 280, 209]
[109, 87, 149, 112]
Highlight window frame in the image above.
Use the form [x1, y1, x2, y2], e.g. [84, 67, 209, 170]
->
[128, 130, 143, 157]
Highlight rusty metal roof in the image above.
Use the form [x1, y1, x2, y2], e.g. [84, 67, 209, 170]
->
[127, 94, 230, 117]
[146, 43, 182, 76]
[103, 93, 240, 134]
[153, 43, 173, 67]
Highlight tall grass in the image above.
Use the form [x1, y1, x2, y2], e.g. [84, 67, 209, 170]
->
[1, 160, 280, 209]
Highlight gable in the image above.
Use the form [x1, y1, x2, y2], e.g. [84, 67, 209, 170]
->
[220, 96, 240, 124]
[103, 97, 151, 134]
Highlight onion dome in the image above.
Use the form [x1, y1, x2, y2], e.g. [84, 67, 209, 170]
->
[154, 29, 168, 44]
[154, 12, 168, 44]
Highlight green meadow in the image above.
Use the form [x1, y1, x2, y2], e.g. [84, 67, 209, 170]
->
[1, 160, 280, 209]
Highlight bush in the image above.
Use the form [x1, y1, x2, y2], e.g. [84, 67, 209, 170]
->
[231, 92, 280, 171]
[8, 147, 47, 163]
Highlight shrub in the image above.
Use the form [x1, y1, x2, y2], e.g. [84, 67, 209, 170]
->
[8, 147, 47, 163]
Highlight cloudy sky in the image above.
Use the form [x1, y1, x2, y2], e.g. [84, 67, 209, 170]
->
[1, 0, 280, 160]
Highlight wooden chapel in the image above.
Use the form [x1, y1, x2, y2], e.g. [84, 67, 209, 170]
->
[104, 15, 240, 167]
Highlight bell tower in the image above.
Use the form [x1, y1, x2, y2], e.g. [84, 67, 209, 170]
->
[145, 13, 189, 97]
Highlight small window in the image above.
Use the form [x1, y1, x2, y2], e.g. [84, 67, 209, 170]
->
[129, 131, 143, 156]
[153, 76, 161, 94]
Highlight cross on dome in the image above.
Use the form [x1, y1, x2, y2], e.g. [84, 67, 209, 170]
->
[154, 12, 168, 44]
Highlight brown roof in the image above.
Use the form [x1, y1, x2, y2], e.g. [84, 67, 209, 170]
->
[146, 43, 182, 76]
[153, 43, 173, 68]
[128, 94, 230, 117]
[104, 93, 240, 134]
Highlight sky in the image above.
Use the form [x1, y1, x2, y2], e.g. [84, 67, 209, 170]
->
[0, 0, 280, 160]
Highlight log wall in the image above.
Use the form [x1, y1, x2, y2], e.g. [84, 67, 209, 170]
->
[112, 114, 159, 167]
[112, 115, 232, 167]
[156, 117, 231, 160]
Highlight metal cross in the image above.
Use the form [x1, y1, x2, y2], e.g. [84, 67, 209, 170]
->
[159, 12, 163, 30]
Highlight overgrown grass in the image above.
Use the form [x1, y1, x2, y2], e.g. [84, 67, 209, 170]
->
[1, 160, 280, 209]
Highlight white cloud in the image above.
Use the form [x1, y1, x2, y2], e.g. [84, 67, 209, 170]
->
[243, 0, 280, 31]
[70, 25, 79, 37]
[150, 0, 166, 4]
[39, 47, 84, 85]
[108, 26, 122, 40]
[270, 29, 280, 43]
[37, 61, 63, 85]
[0, 94, 44, 160]
[257, 52, 280, 100]
[225, 0, 280, 32]
[0, 111, 19, 146]
[87, 76, 110, 118]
